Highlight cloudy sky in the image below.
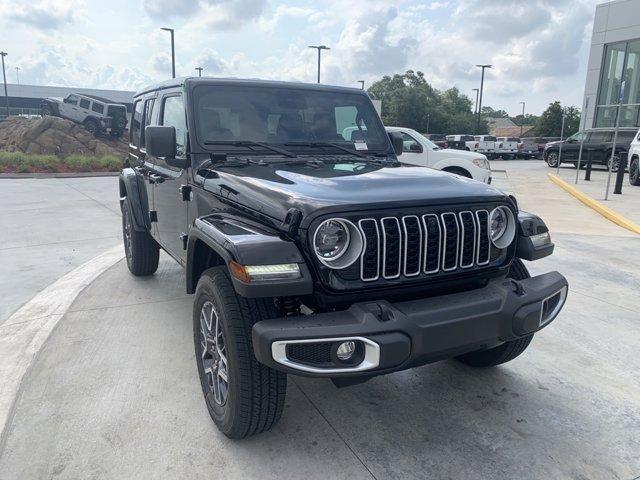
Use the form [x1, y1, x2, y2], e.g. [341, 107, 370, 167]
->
[0, 0, 600, 114]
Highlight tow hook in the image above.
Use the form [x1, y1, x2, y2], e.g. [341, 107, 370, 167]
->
[508, 279, 526, 296]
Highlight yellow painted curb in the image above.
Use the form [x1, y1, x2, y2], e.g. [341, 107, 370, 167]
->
[548, 173, 640, 235]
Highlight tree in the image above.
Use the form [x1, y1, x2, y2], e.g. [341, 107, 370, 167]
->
[534, 101, 581, 137]
[367, 70, 487, 134]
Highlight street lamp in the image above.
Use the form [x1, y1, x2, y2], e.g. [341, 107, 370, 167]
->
[161, 27, 175, 78]
[472, 88, 479, 115]
[15, 66, 20, 84]
[519, 101, 525, 136]
[308, 45, 330, 84]
[195, 66, 203, 77]
[475, 64, 492, 133]
[358, 80, 365, 90]
[0, 51, 8, 118]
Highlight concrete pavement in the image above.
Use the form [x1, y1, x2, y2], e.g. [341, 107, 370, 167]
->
[0, 162, 638, 479]
[0, 177, 121, 322]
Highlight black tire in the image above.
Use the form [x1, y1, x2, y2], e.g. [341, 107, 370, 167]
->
[110, 129, 124, 138]
[84, 118, 99, 137]
[443, 167, 473, 179]
[545, 151, 559, 167]
[630, 157, 640, 186]
[41, 105, 53, 117]
[607, 153, 620, 173]
[193, 267, 287, 439]
[455, 259, 534, 367]
[121, 201, 159, 276]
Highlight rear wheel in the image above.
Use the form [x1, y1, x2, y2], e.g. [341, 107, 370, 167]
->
[607, 153, 620, 173]
[630, 157, 640, 185]
[84, 118, 99, 137]
[455, 259, 534, 367]
[194, 267, 287, 439]
[122, 201, 159, 276]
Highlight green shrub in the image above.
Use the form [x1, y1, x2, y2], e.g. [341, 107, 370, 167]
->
[0, 151, 123, 173]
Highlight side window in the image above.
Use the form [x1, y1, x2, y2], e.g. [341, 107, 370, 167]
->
[140, 98, 156, 148]
[161, 95, 187, 157]
[65, 94, 79, 105]
[91, 102, 104, 114]
[401, 133, 420, 152]
[79, 98, 90, 109]
[131, 100, 143, 146]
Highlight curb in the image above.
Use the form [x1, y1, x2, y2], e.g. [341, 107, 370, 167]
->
[0, 172, 120, 179]
[548, 173, 640, 235]
[0, 245, 124, 445]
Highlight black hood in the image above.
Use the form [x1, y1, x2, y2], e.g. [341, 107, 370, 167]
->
[202, 158, 508, 227]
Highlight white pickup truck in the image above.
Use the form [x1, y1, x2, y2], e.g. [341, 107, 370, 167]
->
[472, 135, 497, 157]
[387, 127, 492, 183]
[495, 137, 519, 159]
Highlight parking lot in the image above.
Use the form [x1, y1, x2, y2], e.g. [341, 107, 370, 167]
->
[0, 161, 639, 479]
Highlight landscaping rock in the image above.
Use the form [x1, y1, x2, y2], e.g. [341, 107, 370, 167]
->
[0, 116, 128, 158]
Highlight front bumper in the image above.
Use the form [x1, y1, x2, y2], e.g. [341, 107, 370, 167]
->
[252, 271, 568, 377]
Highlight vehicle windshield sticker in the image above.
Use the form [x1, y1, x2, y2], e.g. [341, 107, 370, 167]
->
[354, 141, 368, 151]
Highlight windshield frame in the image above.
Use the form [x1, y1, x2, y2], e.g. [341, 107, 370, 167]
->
[186, 80, 391, 159]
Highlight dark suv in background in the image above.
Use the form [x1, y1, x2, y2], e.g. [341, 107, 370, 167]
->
[543, 128, 638, 171]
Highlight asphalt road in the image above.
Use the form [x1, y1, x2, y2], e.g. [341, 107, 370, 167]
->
[0, 162, 638, 479]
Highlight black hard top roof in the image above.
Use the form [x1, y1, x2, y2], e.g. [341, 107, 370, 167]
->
[134, 76, 366, 98]
[79, 93, 123, 105]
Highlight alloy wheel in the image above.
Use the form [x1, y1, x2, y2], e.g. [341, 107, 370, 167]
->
[547, 152, 559, 167]
[123, 208, 133, 262]
[199, 301, 229, 406]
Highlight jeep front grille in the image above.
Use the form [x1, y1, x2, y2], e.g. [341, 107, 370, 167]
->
[358, 210, 491, 282]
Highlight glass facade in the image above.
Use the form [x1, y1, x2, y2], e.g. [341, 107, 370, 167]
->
[595, 39, 640, 127]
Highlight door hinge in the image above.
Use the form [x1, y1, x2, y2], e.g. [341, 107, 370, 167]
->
[180, 233, 188, 250]
[179, 184, 192, 202]
[149, 211, 158, 223]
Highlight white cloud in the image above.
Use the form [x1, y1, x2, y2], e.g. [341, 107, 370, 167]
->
[0, 0, 83, 30]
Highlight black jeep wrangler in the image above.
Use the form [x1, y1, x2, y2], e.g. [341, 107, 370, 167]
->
[119, 77, 568, 439]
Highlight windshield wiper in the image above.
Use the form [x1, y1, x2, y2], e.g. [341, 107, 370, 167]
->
[284, 141, 367, 158]
[204, 140, 297, 158]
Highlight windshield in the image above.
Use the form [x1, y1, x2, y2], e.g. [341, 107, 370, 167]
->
[192, 85, 388, 154]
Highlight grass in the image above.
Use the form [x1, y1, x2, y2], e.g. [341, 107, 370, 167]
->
[0, 152, 123, 173]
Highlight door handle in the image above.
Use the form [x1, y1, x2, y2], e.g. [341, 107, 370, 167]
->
[149, 173, 165, 184]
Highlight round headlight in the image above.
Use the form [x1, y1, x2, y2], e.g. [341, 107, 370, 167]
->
[313, 218, 363, 269]
[314, 219, 350, 260]
[489, 207, 516, 249]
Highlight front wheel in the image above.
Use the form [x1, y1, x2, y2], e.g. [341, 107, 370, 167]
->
[545, 151, 559, 167]
[455, 259, 534, 367]
[84, 118, 99, 137]
[630, 157, 640, 186]
[194, 267, 287, 439]
[41, 105, 53, 117]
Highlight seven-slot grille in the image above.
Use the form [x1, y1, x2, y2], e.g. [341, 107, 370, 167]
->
[358, 210, 491, 282]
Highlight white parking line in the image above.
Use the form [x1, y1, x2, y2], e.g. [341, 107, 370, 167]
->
[0, 245, 124, 440]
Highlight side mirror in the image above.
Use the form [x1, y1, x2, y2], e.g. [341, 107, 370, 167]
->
[388, 131, 403, 156]
[409, 143, 423, 153]
[146, 125, 176, 158]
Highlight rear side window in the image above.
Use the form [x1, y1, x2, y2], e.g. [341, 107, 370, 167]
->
[507, 137, 519, 142]
[79, 98, 90, 109]
[91, 102, 104, 114]
[131, 100, 143, 146]
[161, 95, 187, 158]
[588, 131, 611, 143]
[462, 135, 475, 141]
[617, 131, 636, 142]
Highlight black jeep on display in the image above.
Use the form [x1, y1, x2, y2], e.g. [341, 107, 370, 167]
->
[119, 77, 568, 439]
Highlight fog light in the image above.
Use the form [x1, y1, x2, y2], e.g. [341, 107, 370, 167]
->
[336, 341, 356, 361]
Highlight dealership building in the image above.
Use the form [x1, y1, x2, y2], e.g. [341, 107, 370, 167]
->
[0, 83, 134, 118]
[582, 0, 640, 129]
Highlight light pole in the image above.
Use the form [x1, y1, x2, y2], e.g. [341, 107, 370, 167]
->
[161, 27, 175, 78]
[15, 66, 20, 84]
[472, 88, 479, 115]
[358, 80, 365, 90]
[426, 113, 430, 134]
[308, 45, 329, 83]
[519, 101, 525, 136]
[0, 51, 8, 118]
[475, 64, 492, 133]
[195, 66, 203, 77]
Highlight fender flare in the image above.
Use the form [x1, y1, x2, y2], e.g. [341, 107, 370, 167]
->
[119, 168, 151, 232]
[186, 215, 313, 297]
[432, 158, 474, 174]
